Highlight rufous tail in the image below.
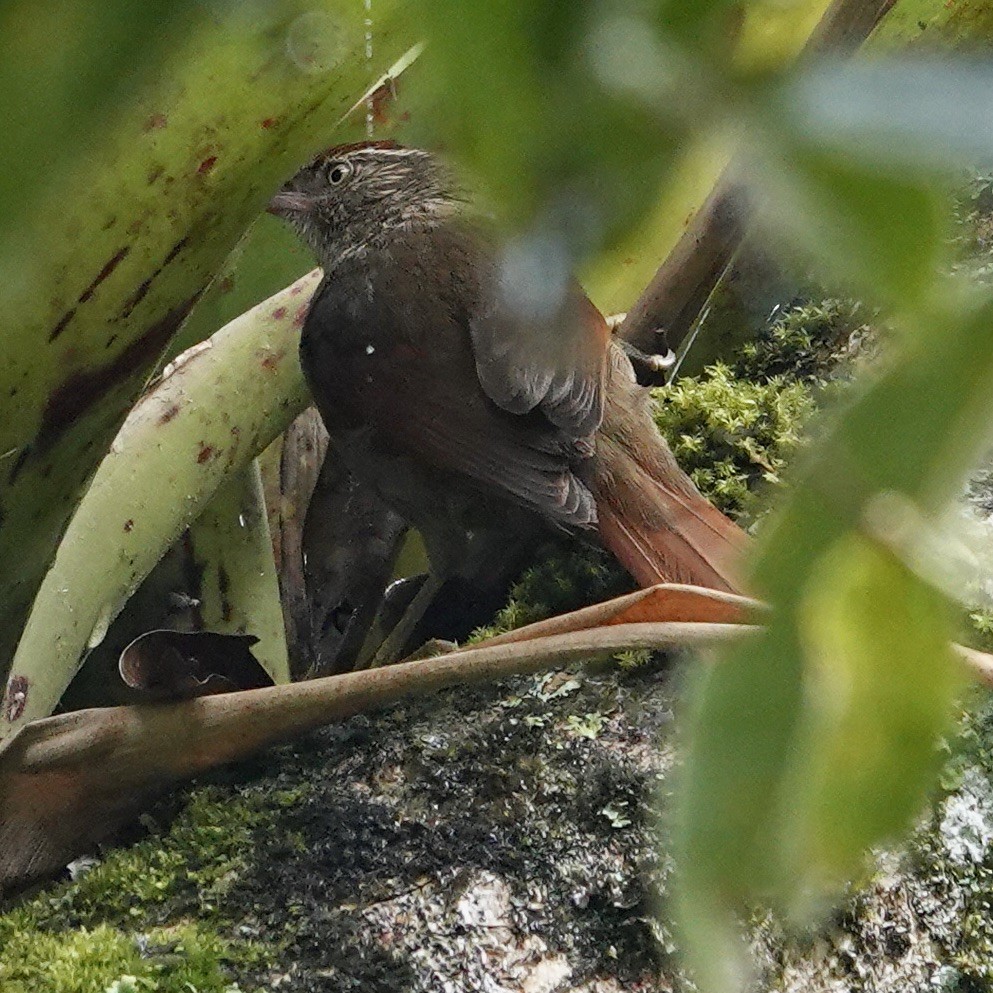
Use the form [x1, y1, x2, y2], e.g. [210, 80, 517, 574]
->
[592, 345, 748, 594]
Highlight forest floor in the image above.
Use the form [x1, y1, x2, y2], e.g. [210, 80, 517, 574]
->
[5, 646, 993, 993]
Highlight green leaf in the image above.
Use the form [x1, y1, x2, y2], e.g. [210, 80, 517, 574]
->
[2, 272, 319, 747]
[753, 144, 948, 310]
[0, 0, 417, 681]
[182, 463, 291, 686]
[675, 272, 993, 992]
[659, 0, 741, 52]
[786, 533, 963, 902]
[871, 0, 993, 50]
[409, 0, 685, 247]
[783, 61, 993, 173]
[0, 0, 198, 241]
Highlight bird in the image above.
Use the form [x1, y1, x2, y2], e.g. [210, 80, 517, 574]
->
[269, 141, 747, 666]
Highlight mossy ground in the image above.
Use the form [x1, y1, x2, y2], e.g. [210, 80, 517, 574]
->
[2, 661, 690, 992]
[1, 783, 280, 992]
[8, 660, 993, 992]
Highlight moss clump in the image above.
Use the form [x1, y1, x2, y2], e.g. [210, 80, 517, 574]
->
[651, 363, 816, 519]
[0, 922, 245, 993]
[471, 542, 632, 641]
[0, 783, 282, 992]
[952, 172, 993, 284]
[732, 297, 874, 385]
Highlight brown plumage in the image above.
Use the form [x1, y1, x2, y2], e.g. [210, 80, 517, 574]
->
[593, 343, 746, 591]
[270, 142, 746, 660]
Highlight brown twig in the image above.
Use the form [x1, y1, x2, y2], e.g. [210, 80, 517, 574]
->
[5, 601, 991, 893]
[0, 620, 750, 893]
[472, 583, 763, 647]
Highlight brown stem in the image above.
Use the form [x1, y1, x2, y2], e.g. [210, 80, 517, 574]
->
[617, 172, 746, 361]
[472, 583, 763, 647]
[616, 0, 896, 360]
[5, 615, 991, 892]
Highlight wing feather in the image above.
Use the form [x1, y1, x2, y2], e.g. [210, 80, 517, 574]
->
[300, 229, 600, 529]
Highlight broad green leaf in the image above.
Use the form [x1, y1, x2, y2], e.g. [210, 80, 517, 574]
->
[0, 0, 197, 241]
[0, 0, 417, 682]
[2, 271, 320, 747]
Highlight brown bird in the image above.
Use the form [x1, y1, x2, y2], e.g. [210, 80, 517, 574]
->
[269, 141, 747, 665]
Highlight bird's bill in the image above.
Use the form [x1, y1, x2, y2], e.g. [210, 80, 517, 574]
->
[266, 188, 316, 217]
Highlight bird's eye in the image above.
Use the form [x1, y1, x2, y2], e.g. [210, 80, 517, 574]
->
[327, 161, 351, 186]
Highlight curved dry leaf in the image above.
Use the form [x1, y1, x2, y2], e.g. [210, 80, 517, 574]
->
[119, 630, 272, 701]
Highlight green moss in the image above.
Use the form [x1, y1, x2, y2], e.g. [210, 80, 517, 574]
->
[470, 542, 631, 641]
[0, 921, 246, 993]
[952, 172, 993, 286]
[965, 608, 993, 653]
[652, 363, 816, 519]
[0, 783, 284, 991]
[733, 298, 873, 385]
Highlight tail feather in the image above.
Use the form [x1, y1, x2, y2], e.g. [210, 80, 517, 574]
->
[595, 458, 747, 593]
[593, 343, 748, 594]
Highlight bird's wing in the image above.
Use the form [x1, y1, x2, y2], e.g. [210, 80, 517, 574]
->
[300, 230, 598, 529]
[416, 220, 610, 442]
[469, 281, 610, 441]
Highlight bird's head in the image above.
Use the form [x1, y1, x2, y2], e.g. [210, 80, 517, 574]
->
[268, 141, 459, 267]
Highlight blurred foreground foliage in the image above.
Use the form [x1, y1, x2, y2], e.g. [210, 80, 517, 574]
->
[4, 0, 993, 989]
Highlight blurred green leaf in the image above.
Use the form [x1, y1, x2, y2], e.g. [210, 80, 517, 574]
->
[754, 145, 948, 310]
[785, 61, 993, 171]
[787, 533, 962, 899]
[660, 0, 741, 52]
[409, 0, 686, 250]
[675, 294, 993, 990]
